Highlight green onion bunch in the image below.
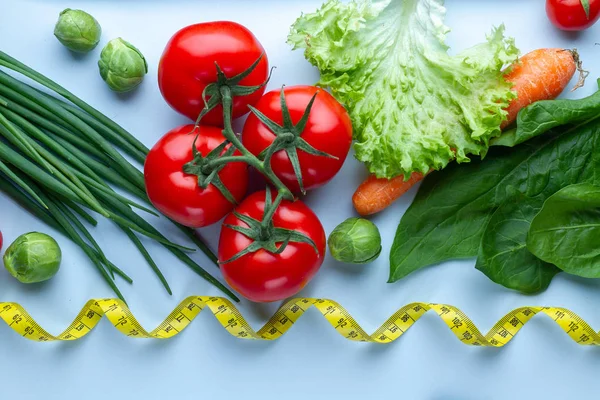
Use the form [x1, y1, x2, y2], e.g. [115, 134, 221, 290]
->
[0, 51, 238, 302]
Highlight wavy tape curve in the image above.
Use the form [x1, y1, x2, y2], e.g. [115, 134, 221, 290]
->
[1, 297, 598, 345]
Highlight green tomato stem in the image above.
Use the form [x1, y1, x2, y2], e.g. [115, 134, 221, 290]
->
[207, 85, 294, 201]
[260, 192, 284, 239]
[219, 85, 252, 157]
[204, 155, 251, 169]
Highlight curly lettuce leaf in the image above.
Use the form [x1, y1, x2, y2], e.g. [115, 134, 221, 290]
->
[288, 0, 519, 178]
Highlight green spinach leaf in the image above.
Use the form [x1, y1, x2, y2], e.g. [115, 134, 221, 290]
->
[390, 117, 600, 282]
[528, 183, 600, 278]
[476, 193, 560, 293]
[490, 87, 600, 148]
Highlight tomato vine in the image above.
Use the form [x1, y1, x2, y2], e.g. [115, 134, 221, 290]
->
[187, 55, 332, 261]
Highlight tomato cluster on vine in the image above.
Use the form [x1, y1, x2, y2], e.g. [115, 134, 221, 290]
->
[144, 21, 352, 302]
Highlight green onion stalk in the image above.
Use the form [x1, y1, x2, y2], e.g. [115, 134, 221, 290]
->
[0, 51, 237, 302]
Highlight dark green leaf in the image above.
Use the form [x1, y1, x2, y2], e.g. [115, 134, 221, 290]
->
[528, 183, 600, 277]
[390, 121, 600, 282]
[491, 86, 600, 148]
[389, 139, 541, 281]
[476, 194, 560, 294]
[489, 127, 520, 148]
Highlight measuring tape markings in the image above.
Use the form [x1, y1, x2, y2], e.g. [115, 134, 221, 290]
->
[2, 297, 600, 345]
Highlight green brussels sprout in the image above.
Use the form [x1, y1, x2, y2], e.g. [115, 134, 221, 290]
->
[98, 38, 148, 93]
[53, 9, 102, 53]
[3, 232, 62, 284]
[328, 218, 382, 264]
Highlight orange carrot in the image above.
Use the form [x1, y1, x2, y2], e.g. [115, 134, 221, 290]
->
[353, 172, 426, 216]
[502, 48, 584, 129]
[353, 48, 585, 217]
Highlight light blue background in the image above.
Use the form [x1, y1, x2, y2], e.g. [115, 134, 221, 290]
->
[2, 1, 600, 399]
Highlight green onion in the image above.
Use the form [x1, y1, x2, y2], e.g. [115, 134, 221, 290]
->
[0, 172, 127, 301]
[0, 116, 109, 216]
[0, 52, 235, 302]
[0, 158, 47, 208]
[120, 226, 172, 295]
[0, 52, 149, 154]
[0, 94, 110, 161]
[0, 71, 144, 188]
[36, 89, 147, 164]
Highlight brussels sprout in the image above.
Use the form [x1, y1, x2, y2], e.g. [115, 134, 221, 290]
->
[328, 218, 382, 264]
[3, 232, 61, 284]
[53, 9, 102, 53]
[98, 38, 148, 93]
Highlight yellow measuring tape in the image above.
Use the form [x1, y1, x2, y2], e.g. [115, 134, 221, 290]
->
[1, 296, 599, 345]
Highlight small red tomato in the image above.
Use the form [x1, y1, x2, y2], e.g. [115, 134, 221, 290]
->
[242, 86, 353, 194]
[546, 0, 600, 31]
[158, 21, 269, 126]
[218, 190, 326, 302]
[144, 124, 248, 228]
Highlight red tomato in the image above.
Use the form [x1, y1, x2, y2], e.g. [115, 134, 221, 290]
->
[158, 21, 269, 126]
[242, 86, 353, 193]
[546, 0, 600, 31]
[144, 124, 248, 228]
[218, 190, 326, 302]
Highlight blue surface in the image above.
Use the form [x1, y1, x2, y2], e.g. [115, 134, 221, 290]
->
[2, 1, 600, 399]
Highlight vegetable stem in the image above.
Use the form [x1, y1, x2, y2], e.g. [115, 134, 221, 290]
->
[120, 227, 172, 295]
[0, 52, 232, 300]
[0, 70, 144, 188]
[0, 172, 127, 300]
[0, 52, 149, 154]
